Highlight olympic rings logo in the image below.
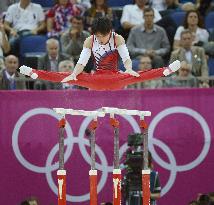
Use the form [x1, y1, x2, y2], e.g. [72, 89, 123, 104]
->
[12, 106, 211, 202]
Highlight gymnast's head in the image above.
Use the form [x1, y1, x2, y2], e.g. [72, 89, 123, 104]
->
[91, 17, 112, 45]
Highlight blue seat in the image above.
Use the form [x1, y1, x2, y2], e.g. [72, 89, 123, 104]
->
[208, 57, 214, 75]
[205, 12, 214, 33]
[31, 0, 54, 8]
[119, 59, 140, 71]
[170, 11, 186, 27]
[19, 35, 47, 57]
[19, 35, 47, 67]
[108, 0, 132, 7]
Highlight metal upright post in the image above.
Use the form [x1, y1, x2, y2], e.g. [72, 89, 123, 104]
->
[89, 119, 98, 205]
[57, 117, 66, 205]
[140, 117, 150, 205]
[110, 114, 121, 205]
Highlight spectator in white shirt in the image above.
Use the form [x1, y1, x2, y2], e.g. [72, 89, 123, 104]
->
[4, 0, 46, 55]
[173, 10, 209, 50]
[120, 0, 162, 31]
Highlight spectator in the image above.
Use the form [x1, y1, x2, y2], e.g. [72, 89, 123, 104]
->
[198, 194, 210, 205]
[189, 200, 199, 205]
[170, 29, 208, 87]
[70, 0, 91, 14]
[20, 201, 30, 205]
[0, 19, 10, 70]
[159, 0, 182, 17]
[120, 0, 176, 45]
[46, 0, 81, 38]
[149, 0, 167, 11]
[0, 54, 26, 90]
[58, 59, 74, 72]
[35, 38, 70, 89]
[120, 0, 162, 31]
[123, 150, 161, 205]
[28, 196, 39, 205]
[38, 38, 70, 71]
[208, 192, 214, 202]
[60, 16, 90, 63]
[127, 7, 170, 68]
[4, 0, 45, 56]
[58, 59, 86, 89]
[83, 0, 115, 33]
[173, 10, 209, 50]
[128, 55, 163, 89]
[164, 60, 198, 87]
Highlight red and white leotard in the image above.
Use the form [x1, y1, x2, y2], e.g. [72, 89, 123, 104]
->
[91, 32, 119, 71]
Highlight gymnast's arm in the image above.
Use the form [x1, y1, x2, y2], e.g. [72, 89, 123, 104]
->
[61, 36, 92, 82]
[115, 35, 139, 77]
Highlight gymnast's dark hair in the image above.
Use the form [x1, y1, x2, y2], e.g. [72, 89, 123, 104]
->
[91, 17, 112, 35]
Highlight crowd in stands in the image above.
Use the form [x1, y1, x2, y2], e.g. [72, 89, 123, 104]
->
[0, 0, 214, 90]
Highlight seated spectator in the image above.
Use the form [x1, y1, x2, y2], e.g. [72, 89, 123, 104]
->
[170, 29, 209, 87]
[120, 0, 177, 45]
[188, 200, 199, 205]
[70, 0, 91, 14]
[27, 196, 39, 205]
[20, 201, 30, 205]
[46, 0, 81, 38]
[149, 0, 167, 11]
[0, 19, 10, 70]
[127, 7, 170, 68]
[59, 59, 75, 89]
[198, 194, 210, 205]
[58, 59, 86, 89]
[38, 38, 70, 71]
[0, 54, 26, 90]
[4, 0, 46, 56]
[209, 192, 214, 202]
[164, 61, 198, 87]
[173, 10, 209, 50]
[35, 38, 70, 89]
[60, 16, 90, 63]
[58, 59, 74, 72]
[128, 55, 163, 89]
[120, 0, 162, 31]
[83, 0, 115, 33]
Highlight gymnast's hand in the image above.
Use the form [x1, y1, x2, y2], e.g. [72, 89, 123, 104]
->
[124, 69, 140, 77]
[61, 73, 77, 82]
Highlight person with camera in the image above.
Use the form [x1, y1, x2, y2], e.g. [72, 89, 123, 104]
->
[122, 133, 161, 205]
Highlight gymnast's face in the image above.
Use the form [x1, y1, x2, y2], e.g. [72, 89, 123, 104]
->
[95, 32, 111, 45]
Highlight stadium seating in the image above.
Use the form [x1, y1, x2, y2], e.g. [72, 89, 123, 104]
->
[119, 59, 140, 71]
[31, 0, 54, 8]
[170, 11, 186, 27]
[19, 35, 47, 68]
[108, 0, 132, 7]
[208, 57, 214, 75]
[205, 11, 214, 32]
